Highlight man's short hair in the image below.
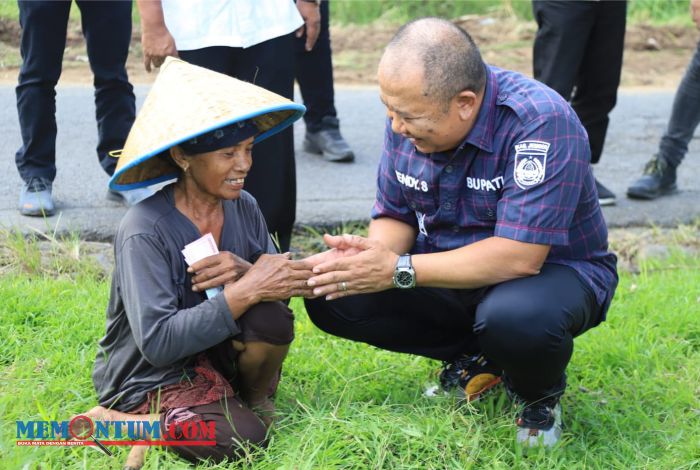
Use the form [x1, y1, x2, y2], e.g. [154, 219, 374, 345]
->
[386, 17, 486, 109]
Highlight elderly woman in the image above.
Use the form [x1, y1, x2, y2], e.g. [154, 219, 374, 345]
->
[83, 59, 311, 466]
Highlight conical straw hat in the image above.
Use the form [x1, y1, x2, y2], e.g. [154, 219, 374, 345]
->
[109, 57, 305, 190]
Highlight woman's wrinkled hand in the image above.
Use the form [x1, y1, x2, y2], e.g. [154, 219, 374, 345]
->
[189, 251, 252, 292]
[234, 253, 316, 303]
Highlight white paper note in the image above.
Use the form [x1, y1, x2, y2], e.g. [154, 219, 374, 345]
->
[181, 233, 223, 299]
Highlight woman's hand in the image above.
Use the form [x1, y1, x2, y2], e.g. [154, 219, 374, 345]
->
[231, 253, 316, 305]
[189, 251, 252, 293]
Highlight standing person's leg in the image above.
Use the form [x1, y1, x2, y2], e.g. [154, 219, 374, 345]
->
[628, 41, 700, 199]
[295, 0, 354, 163]
[79, 0, 149, 206]
[15, 0, 71, 216]
[474, 264, 600, 446]
[532, 1, 594, 100]
[235, 35, 296, 253]
[295, 0, 335, 132]
[178, 44, 296, 250]
[569, 0, 626, 165]
[78, 0, 135, 177]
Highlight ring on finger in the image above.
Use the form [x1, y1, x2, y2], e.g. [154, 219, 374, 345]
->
[339, 281, 348, 292]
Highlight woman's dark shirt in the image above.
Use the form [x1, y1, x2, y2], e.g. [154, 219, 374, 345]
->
[92, 184, 276, 411]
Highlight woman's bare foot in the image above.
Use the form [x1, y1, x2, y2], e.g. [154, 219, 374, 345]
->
[124, 446, 147, 470]
[249, 398, 276, 428]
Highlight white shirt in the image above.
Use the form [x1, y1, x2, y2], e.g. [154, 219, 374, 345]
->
[161, 0, 304, 50]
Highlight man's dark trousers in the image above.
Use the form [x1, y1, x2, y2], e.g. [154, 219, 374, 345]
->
[15, 0, 135, 183]
[178, 34, 297, 253]
[294, 0, 337, 133]
[305, 264, 601, 402]
[532, 0, 626, 164]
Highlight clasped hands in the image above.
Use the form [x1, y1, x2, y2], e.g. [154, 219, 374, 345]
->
[187, 233, 398, 302]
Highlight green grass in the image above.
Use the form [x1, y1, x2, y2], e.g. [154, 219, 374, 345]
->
[1, 230, 699, 468]
[0, 1, 694, 27]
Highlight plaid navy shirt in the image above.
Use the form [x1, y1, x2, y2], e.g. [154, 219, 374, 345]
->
[371, 65, 618, 316]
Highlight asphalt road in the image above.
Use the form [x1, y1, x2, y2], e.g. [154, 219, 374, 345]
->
[0, 85, 698, 240]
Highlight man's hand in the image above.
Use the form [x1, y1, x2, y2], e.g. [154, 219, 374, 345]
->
[306, 234, 399, 300]
[141, 26, 178, 72]
[295, 1, 321, 51]
[188, 251, 252, 292]
[302, 233, 365, 268]
[692, 0, 700, 29]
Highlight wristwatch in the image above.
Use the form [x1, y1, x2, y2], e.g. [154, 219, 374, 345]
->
[393, 254, 416, 289]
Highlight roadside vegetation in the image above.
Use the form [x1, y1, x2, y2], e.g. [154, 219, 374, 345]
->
[0, 0, 695, 26]
[1, 224, 699, 468]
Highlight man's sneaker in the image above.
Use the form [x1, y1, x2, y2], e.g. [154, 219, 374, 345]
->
[106, 187, 155, 207]
[303, 116, 355, 163]
[425, 353, 502, 401]
[515, 397, 563, 448]
[18, 177, 55, 217]
[627, 155, 678, 200]
[595, 178, 616, 206]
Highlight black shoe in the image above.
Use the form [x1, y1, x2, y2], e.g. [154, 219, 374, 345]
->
[595, 179, 616, 206]
[303, 116, 355, 163]
[627, 155, 678, 200]
[515, 396, 563, 448]
[425, 352, 502, 402]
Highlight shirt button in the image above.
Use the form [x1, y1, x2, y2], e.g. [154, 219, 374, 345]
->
[410, 202, 417, 210]
[497, 93, 508, 102]
[452, 225, 460, 233]
[443, 202, 452, 210]
[445, 165, 453, 173]
[487, 209, 494, 217]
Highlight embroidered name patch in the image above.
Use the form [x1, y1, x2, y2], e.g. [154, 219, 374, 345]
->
[513, 140, 550, 189]
[395, 170, 428, 192]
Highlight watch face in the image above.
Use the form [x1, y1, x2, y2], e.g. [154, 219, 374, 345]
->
[395, 270, 414, 288]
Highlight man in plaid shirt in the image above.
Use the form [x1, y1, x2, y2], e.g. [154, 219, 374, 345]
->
[304, 17, 617, 448]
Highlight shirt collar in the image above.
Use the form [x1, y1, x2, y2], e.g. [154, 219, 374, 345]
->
[456, 64, 497, 154]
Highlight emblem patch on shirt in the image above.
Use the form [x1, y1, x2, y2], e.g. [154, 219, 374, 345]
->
[513, 140, 550, 189]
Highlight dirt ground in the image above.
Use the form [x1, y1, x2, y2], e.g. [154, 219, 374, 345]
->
[0, 15, 698, 87]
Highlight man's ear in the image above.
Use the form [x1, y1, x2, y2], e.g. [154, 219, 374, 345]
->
[169, 146, 189, 171]
[454, 90, 479, 121]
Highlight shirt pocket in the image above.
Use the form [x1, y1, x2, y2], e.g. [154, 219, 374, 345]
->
[401, 186, 437, 215]
[466, 192, 499, 222]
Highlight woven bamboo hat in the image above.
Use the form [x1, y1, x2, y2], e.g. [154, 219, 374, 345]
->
[109, 57, 305, 190]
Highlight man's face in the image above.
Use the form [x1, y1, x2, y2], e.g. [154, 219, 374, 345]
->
[378, 64, 473, 154]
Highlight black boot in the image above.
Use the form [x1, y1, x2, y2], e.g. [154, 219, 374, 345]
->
[627, 155, 678, 200]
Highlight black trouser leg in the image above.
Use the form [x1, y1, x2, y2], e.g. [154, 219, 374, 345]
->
[305, 264, 599, 401]
[569, 1, 626, 165]
[474, 264, 598, 401]
[295, 0, 337, 132]
[78, 0, 135, 176]
[532, 1, 594, 100]
[178, 37, 296, 253]
[532, 0, 626, 164]
[305, 287, 484, 361]
[15, 0, 71, 183]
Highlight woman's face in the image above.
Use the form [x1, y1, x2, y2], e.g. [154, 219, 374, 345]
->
[181, 136, 255, 200]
